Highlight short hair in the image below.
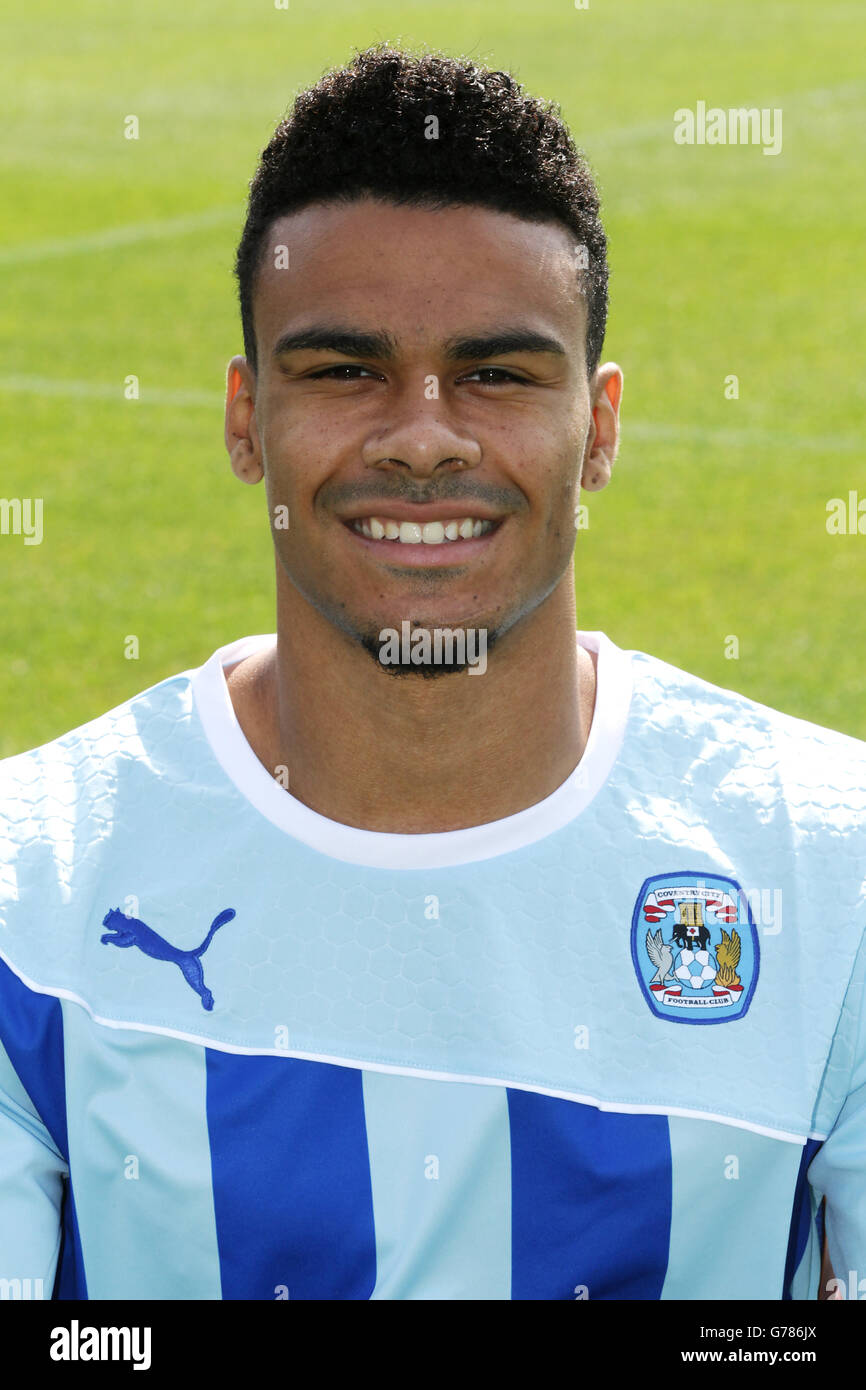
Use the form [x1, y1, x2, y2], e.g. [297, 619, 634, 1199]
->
[234, 44, 610, 379]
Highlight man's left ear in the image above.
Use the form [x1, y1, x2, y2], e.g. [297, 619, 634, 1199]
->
[581, 363, 623, 492]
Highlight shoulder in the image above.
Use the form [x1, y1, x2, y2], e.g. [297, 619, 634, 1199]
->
[0, 636, 271, 962]
[0, 633, 279, 821]
[0, 664, 199, 834]
[0, 656, 216, 961]
[0, 665, 198, 1026]
[625, 643, 866, 811]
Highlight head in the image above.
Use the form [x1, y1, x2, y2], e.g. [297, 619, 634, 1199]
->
[227, 45, 622, 676]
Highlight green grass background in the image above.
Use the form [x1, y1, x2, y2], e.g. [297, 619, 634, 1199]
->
[1, 0, 864, 756]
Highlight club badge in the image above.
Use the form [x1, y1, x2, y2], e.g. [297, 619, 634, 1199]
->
[631, 871, 759, 1024]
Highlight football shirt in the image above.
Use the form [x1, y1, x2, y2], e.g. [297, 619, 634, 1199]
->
[1, 631, 864, 1300]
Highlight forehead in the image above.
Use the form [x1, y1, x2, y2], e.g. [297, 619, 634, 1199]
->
[253, 198, 586, 356]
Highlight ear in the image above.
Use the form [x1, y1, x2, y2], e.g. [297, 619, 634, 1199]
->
[225, 355, 264, 485]
[581, 363, 623, 493]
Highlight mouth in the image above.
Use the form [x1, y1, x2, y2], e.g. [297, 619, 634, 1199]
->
[340, 510, 504, 565]
[349, 513, 498, 543]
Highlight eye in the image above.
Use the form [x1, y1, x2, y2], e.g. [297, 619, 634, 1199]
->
[460, 367, 527, 386]
[307, 364, 380, 380]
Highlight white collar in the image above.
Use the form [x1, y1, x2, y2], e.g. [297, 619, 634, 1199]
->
[191, 629, 633, 869]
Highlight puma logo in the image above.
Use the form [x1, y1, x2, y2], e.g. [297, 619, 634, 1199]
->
[100, 907, 236, 1011]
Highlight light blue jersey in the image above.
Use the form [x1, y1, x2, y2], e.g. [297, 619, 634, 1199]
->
[1, 630, 865, 1300]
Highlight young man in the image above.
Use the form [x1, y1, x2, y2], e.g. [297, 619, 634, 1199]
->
[1, 46, 863, 1302]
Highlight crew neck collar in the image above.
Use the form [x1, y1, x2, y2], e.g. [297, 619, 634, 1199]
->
[191, 629, 633, 869]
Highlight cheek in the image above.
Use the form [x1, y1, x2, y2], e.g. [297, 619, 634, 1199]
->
[528, 448, 582, 518]
[495, 424, 581, 548]
[261, 412, 340, 510]
[540, 456, 584, 556]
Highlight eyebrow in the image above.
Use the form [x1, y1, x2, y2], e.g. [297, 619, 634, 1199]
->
[272, 326, 398, 360]
[271, 324, 567, 362]
[443, 329, 567, 360]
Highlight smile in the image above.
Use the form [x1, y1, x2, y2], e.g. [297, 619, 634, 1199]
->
[348, 515, 497, 544]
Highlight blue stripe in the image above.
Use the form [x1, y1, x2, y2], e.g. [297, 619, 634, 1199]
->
[0, 960, 87, 1297]
[55, 1183, 88, 1300]
[206, 1054, 377, 1300]
[783, 1137, 823, 1300]
[0, 956, 68, 1158]
[507, 1091, 671, 1300]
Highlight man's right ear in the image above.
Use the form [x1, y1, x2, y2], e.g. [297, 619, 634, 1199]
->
[224, 356, 264, 485]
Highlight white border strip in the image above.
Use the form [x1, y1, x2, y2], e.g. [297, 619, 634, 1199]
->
[1, 947, 816, 1147]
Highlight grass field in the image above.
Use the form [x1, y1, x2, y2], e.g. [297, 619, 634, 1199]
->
[1, 0, 864, 757]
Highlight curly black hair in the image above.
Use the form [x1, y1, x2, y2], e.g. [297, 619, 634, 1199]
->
[234, 44, 609, 378]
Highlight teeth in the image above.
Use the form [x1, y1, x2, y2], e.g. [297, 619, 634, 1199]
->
[351, 515, 495, 543]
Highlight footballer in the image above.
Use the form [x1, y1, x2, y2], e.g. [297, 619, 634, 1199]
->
[1, 45, 864, 1301]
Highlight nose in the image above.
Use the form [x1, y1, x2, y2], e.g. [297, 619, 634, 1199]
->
[361, 380, 482, 479]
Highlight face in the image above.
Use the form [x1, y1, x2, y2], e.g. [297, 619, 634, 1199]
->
[225, 197, 621, 664]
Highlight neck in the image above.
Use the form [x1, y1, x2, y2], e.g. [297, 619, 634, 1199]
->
[227, 571, 596, 834]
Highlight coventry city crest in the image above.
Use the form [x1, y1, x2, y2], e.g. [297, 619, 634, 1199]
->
[631, 871, 759, 1024]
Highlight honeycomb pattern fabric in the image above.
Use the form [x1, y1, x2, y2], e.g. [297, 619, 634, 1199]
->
[2, 632, 864, 1134]
[0, 630, 864, 1300]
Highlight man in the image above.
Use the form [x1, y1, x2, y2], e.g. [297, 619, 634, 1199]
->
[1, 45, 863, 1301]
